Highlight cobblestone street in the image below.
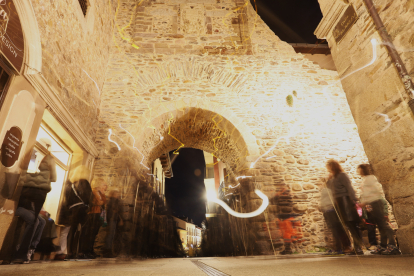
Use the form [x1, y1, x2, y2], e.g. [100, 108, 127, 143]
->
[1, 255, 413, 276]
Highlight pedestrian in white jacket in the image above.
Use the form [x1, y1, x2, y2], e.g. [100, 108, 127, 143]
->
[357, 164, 400, 255]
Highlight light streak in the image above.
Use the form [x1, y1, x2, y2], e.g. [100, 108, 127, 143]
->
[266, 155, 278, 160]
[368, 112, 392, 138]
[211, 113, 226, 162]
[250, 120, 303, 169]
[119, 124, 150, 170]
[114, 0, 141, 49]
[340, 39, 377, 81]
[167, 113, 185, 155]
[235, 176, 252, 180]
[208, 189, 269, 218]
[82, 69, 102, 95]
[108, 129, 121, 151]
[228, 183, 240, 189]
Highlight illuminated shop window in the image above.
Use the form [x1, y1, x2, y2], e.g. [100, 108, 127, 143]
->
[28, 124, 72, 221]
[205, 166, 214, 179]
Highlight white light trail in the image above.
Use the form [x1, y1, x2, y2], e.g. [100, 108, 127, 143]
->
[250, 40, 380, 170]
[235, 176, 252, 180]
[228, 183, 240, 189]
[340, 39, 378, 81]
[108, 129, 121, 151]
[266, 155, 278, 160]
[368, 112, 392, 138]
[119, 124, 150, 170]
[250, 120, 304, 169]
[208, 189, 269, 218]
[82, 69, 102, 95]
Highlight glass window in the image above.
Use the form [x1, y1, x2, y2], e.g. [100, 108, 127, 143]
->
[206, 167, 214, 179]
[36, 126, 70, 166]
[28, 123, 72, 221]
[43, 165, 67, 220]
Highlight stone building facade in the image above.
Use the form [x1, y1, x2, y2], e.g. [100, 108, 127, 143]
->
[94, 0, 371, 254]
[1, 0, 407, 257]
[316, 0, 414, 254]
[0, 0, 114, 252]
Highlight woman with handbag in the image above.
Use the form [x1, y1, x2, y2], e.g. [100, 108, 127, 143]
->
[326, 159, 364, 255]
[12, 138, 57, 263]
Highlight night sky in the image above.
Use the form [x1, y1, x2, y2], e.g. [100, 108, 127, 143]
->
[165, 148, 207, 226]
[252, 0, 324, 44]
[165, 1, 324, 225]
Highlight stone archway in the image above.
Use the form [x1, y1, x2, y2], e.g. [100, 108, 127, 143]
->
[133, 100, 259, 173]
[93, 0, 378, 256]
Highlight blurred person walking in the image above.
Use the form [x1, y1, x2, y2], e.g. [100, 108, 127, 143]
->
[80, 178, 107, 258]
[12, 138, 56, 263]
[326, 159, 364, 255]
[65, 166, 92, 260]
[320, 180, 350, 255]
[103, 189, 123, 258]
[358, 164, 400, 255]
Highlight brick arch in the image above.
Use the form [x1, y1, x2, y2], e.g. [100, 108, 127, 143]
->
[130, 100, 259, 175]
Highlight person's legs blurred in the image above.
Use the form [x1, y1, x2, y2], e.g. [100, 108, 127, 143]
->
[14, 207, 39, 261]
[30, 215, 46, 250]
[345, 220, 363, 252]
[104, 220, 117, 255]
[67, 205, 87, 258]
[81, 213, 101, 256]
[370, 200, 396, 247]
[324, 210, 347, 251]
[366, 222, 378, 247]
[57, 226, 70, 254]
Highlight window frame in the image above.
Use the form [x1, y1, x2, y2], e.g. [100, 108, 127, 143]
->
[32, 123, 73, 223]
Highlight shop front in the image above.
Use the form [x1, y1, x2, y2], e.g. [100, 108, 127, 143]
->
[0, 0, 98, 259]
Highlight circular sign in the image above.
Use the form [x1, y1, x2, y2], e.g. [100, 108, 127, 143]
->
[1, 126, 22, 167]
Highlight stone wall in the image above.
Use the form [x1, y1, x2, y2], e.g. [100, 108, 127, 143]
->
[31, 0, 115, 141]
[91, 0, 374, 254]
[316, 0, 414, 253]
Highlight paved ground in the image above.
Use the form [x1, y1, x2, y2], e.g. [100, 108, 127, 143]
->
[1, 254, 413, 276]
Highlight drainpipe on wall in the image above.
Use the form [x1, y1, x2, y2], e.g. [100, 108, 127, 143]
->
[363, 0, 414, 115]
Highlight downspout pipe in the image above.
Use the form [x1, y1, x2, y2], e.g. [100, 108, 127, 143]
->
[363, 0, 414, 115]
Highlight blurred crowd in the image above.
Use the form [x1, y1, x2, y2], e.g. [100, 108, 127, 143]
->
[0, 140, 402, 264]
[0, 153, 124, 264]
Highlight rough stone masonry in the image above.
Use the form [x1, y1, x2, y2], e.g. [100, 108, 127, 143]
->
[89, 0, 387, 253]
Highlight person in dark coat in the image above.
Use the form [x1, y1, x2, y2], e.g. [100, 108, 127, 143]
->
[326, 159, 364, 255]
[65, 166, 93, 260]
[53, 179, 72, 260]
[320, 180, 351, 255]
[79, 178, 107, 258]
[103, 189, 123, 257]
[12, 138, 57, 263]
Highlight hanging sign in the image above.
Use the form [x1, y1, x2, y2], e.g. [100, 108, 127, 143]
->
[0, 0, 24, 72]
[333, 5, 358, 44]
[1, 126, 22, 167]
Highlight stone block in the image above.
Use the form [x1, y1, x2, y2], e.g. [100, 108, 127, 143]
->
[303, 184, 316, 190]
[292, 183, 302, 191]
[293, 204, 308, 212]
[273, 165, 286, 172]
